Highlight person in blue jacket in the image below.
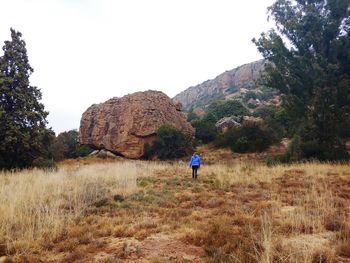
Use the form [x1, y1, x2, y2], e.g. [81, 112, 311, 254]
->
[189, 152, 201, 180]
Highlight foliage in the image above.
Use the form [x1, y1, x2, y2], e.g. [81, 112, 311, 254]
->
[226, 84, 239, 94]
[243, 87, 279, 104]
[143, 125, 195, 160]
[207, 100, 225, 112]
[214, 122, 277, 153]
[193, 93, 225, 110]
[253, 105, 290, 138]
[285, 125, 349, 161]
[259, 86, 279, 100]
[243, 90, 259, 102]
[253, 0, 350, 161]
[186, 107, 199, 123]
[50, 130, 93, 161]
[203, 100, 249, 124]
[192, 119, 218, 143]
[76, 144, 93, 157]
[0, 28, 55, 169]
[32, 157, 57, 170]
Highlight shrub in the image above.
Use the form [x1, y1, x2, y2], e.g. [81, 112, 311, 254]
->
[143, 125, 195, 160]
[203, 100, 249, 124]
[32, 157, 57, 170]
[259, 86, 279, 100]
[214, 122, 277, 153]
[192, 120, 218, 143]
[186, 108, 199, 123]
[243, 90, 259, 102]
[253, 105, 290, 138]
[50, 130, 93, 161]
[76, 145, 93, 157]
[284, 125, 349, 162]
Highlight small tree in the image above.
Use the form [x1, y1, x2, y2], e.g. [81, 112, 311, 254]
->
[50, 130, 93, 161]
[214, 122, 277, 153]
[144, 125, 195, 160]
[192, 119, 218, 143]
[203, 100, 249, 124]
[0, 29, 54, 168]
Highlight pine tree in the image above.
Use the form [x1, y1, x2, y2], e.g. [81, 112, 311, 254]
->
[253, 0, 350, 161]
[0, 28, 54, 168]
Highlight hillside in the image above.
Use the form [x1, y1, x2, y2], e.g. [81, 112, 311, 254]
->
[173, 60, 267, 111]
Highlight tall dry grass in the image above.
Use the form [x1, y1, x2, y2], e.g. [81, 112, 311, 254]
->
[0, 159, 349, 262]
[0, 161, 166, 255]
[199, 162, 350, 262]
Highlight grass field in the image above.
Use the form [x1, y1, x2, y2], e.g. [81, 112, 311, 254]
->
[0, 158, 350, 262]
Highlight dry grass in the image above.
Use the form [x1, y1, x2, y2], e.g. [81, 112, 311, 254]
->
[0, 159, 349, 262]
[0, 161, 166, 256]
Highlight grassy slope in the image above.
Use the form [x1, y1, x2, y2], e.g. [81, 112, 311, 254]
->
[0, 156, 350, 262]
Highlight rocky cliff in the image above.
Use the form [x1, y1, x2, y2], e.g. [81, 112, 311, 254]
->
[173, 60, 266, 110]
[79, 90, 194, 159]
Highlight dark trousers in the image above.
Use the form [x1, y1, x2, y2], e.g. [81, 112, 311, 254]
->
[192, 165, 199, 179]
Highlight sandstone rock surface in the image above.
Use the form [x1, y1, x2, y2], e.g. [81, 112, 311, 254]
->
[79, 90, 194, 159]
[173, 60, 266, 110]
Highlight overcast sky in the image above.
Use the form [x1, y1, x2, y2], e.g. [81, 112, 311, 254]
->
[0, 0, 275, 134]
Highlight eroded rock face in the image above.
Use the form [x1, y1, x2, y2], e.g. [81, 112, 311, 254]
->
[79, 90, 194, 159]
[173, 60, 266, 110]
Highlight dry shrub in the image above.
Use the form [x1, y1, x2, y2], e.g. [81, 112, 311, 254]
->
[113, 225, 136, 238]
[56, 238, 79, 252]
[63, 250, 86, 262]
[311, 248, 336, 263]
[336, 241, 350, 258]
[179, 216, 258, 262]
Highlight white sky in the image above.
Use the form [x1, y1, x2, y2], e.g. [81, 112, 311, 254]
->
[0, 0, 275, 134]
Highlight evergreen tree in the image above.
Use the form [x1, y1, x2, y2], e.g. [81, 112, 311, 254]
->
[253, 0, 350, 160]
[0, 28, 54, 168]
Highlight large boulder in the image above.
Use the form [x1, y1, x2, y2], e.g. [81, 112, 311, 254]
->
[79, 90, 195, 159]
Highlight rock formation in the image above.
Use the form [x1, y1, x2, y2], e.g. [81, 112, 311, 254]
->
[215, 117, 241, 133]
[173, 60, 266, 110]
[79, 90, 194, 159]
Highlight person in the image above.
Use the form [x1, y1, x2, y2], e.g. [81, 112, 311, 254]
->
[189, 152, 201, 180]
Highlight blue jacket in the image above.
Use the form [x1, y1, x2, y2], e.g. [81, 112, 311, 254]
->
[189, 154, 201, 167]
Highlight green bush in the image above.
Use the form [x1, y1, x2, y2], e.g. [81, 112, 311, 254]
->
[186, 107, 199, 123]
[192, 120, 218, 143]
[143, 125, 195, 160]
[76, 144, 93, 157]
[287, 138, 349, 162]
[253, 105, 290, 138]
[284, 125, 349, 162]
[214, 122, 277, 153]
[203, 100, 249, 124]
[243, 91, 259, 103]
[50, 130, 93, 161]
